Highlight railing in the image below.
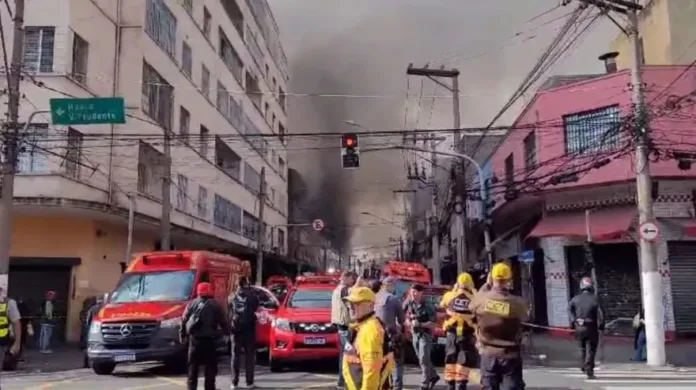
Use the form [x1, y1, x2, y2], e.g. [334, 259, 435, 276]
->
[244, 0, 288, 81]
[245, 25, 264, 72]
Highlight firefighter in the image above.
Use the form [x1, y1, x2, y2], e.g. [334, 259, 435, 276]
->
[568, 277, 604, 379]
[342, 286, 395, 390]
[439, 273, 477, 390]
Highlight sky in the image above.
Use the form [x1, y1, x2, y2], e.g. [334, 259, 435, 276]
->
[268, 0, 618, 254]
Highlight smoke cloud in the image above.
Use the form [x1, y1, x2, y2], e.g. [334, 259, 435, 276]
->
[271, 0, 616, 252]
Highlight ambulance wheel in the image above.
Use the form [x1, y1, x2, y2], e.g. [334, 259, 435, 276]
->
[93, 362, 116, 375]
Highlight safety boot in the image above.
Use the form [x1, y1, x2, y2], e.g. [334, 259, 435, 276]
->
[456, 380, 468, 390]
[586, 368, 596, 380]
[446, 381, 456, 390]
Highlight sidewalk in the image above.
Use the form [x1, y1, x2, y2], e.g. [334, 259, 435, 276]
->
[9, 345, 86, 375]
[529, 333, 696, 368]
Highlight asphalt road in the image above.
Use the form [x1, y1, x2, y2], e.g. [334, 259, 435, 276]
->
[3, 362, 696, 390]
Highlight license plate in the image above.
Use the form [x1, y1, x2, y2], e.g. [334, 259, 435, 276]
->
[437, 337, 447, 345]
[304, 337, 326, 345]
[113, 354, 136, 363]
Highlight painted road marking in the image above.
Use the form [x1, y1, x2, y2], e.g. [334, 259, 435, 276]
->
[20, 377, 81, 390]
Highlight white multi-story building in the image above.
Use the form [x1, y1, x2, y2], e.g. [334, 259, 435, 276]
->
[0, 0, 289, 341]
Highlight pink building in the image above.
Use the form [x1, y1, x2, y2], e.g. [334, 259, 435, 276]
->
[484, 65, 696, 338]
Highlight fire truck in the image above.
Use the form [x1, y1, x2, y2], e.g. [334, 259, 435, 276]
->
[381, 261, 432, 299]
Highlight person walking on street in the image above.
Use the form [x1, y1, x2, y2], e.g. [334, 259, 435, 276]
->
[180, 282, 230, 390]
[38, 291, 56, 354]
[229, 276, 259, 389]
[569, 277, 605, 379]
[331, 271, 356, 390]
[375, 277, 406, 390]
[632, 307, 646, 362]
[440, 273, 477, 390]
[83, 295, 106, 368]
[404, 284, 440, 390]
[341, 287, 395, 390]
[15, 298, 30, 362]
[470, 262, 528, 390]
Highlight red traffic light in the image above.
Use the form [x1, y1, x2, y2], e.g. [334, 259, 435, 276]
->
[341, 133, 358, 148]
[345, 138, 354, 147]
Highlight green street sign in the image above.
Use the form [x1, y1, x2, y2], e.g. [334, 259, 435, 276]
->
[50, 97, 126, 125]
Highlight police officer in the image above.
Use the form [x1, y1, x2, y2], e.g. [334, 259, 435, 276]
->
[342, 287, 395, 390]
[440, 273, 477, 390]
[375, 277, 406, 390]
[470, 263, 528, 390]
[404, 284, 440, 390]
[180, 282, 230, 390]
[569, 277, 605, 379]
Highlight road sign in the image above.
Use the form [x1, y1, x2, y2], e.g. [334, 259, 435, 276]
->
[520, 250, 535, 264]
[312, 219, 325, 231]
[639, 221, 660, 242]
[50, 97, 126, 125]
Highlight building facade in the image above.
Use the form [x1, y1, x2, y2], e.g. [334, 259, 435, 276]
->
[610, 0, 696, 69]
[0, 0, 290, 341]
[481, 65, 696, 338]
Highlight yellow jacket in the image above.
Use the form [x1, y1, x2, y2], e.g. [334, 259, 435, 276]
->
[342, 313, 395, 390]
[440, 287, 476, 336]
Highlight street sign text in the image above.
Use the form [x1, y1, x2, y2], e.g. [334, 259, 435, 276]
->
[50, 97, 126, 125]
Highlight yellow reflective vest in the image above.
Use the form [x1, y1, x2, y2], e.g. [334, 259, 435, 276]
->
[342, 313, 395, 390]
[440, 288, 476, 336]
[0, 299, 10, 342]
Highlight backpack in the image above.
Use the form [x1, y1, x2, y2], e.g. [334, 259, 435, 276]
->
[231, 289, 257, 328]
[186, 299, 210, 334]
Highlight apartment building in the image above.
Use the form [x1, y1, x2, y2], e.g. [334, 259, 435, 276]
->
[0, 0, 290, 341]
[610, 0, 696, 69]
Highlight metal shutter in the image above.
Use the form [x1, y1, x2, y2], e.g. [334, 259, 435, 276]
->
[667, 242, 696, 333]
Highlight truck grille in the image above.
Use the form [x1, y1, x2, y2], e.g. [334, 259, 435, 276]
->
[101, 321, 158, 349]
[293, 322, 336, 334]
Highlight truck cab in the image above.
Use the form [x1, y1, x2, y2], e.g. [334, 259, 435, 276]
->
[87, 251, 250, 375]
[382, 261, 432, 299]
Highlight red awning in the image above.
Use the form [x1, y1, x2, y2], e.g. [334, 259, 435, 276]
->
[527, 207, 636, 240]
[670, 219, 696, 237]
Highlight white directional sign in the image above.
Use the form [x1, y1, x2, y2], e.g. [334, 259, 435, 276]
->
[639, 221, 660, 242]
[312, 219, 325, 231]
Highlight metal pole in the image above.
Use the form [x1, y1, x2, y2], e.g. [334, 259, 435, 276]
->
[430, 135, 441, 284]
[584, 210, 599, 296]
[126, 195, 135, 264]
[628, 2, 665, 366]
[160, 128, 171, 250]
[255, 167, 266, 285]
[0, 0, 27, 292]
[399, 237, 404, 261]
[454, 195, 465, 274]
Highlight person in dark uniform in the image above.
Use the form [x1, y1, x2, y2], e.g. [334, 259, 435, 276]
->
[470, 262, 528, 390]
[568, 277, 604, 379]
[404, 284, 440, 390]
[229, 276, 259, 390]
[15, 298, 30, 362]
[180, 282, 230, 390]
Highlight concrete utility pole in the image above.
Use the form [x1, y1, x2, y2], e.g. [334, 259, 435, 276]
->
[160, 129, 172, 250]
[0, 0, 26, 290]
[255, 167, 266, 285]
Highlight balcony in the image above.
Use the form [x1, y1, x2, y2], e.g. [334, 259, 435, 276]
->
[221, 0, 244, 39]
[245, 25, 264, 72]
[245, 71, 263, 112]
[214, 136, 242, 181]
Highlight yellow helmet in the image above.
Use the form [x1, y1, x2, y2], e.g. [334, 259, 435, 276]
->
[491, 262, 512, 280]
[456, 272, 474, 288]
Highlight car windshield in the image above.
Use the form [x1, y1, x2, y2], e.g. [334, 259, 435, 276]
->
[110, 271, 196, 303]
[270, 285, 289, 301]
[392, 280, 414, 299]
[424, 291, 446, 310]
[288, 288, 332, 309]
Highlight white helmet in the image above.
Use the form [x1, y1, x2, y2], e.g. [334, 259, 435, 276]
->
[580, 277, 594, 291]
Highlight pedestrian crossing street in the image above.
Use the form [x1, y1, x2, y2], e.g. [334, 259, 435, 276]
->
[530, 366, 696, 389]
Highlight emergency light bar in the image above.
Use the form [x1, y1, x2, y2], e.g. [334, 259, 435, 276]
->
[295, 275, 340, 285]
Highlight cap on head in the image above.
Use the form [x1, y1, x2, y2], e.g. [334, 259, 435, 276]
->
[456, 272, 474, 287]
[46, 290, 56, 299]
[343, 287, 376, 304]
[580, 276, 594, 290]
[411, 284, 425, 292]
[491, 263, 512, 281]
[381, 276, 395, 285]
[196, 282, 213, 297]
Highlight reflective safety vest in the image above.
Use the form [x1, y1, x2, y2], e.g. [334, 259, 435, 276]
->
[441, 289, 475, 336]
[342, 314, 395, 390]
[0, 299, 10, 344]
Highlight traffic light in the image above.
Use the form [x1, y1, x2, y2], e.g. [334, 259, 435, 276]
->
[341, 133, 360, 169]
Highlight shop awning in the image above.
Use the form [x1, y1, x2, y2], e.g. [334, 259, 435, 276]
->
[669, 219, 696, 237]
[527, 207, 636, 240]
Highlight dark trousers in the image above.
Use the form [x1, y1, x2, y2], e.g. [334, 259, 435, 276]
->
[480, 353, 524, 390]
[231, 329, 256, 386]
[576, 327, 599, 373]
[187, 337, 218, 390]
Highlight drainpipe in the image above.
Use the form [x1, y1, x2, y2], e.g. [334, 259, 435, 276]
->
[107, 0, 123, 204]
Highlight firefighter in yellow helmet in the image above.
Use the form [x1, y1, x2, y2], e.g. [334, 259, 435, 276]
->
[470, 262, 528, 390]
[439, 273, 478, 390]
[342, 287, 396, 390]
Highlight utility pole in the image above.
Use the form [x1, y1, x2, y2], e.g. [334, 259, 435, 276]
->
[323, 246, 327, 270]
[0, 0, 26, 289]
[399, 237, 404, 261]
[407, 65, 462, 282]
[160, 129, 172, 251]
[255, 167, 266, 285]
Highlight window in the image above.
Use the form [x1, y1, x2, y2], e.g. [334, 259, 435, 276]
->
[504, 154, 514, 190]
[244, 162, 261, 194]
[71, 33, 89, 84]
[523, 131, 536, 170]
[288, 289, 332, 309]
[215, 136, 242, 179]
[182, 41, 192, 77]
[278, 228, 285, 251]
[145, 0, 177, 57]
[272, 77, 277, 93]
[265, 64, 270, 79]
[278, 122, 285, 145]
[17, 123, 49, 173]
[563, 105, 621, 155]
[182, 0, 192, 13]
[23, 27, 55, 73]
[214, 194, 242, 233]
[179, 106, 190, 139]
[110, 270, 196, 303]
[199, 125, 210, 156]
[65, 128, 84, 178]
[279, 157, 286, 178]
[201, 65, 210, 98]
[176, 174, 188, 211]
[271, 113, 276, 130]
[219, 28, 243, 84]
[279, 87, 286, 111]
[197, 186, 208, 217]
[245, 71, 262, 111]
[203, 7, 212, 40]
[216, 81, 229, 115]
[222, 0, 244, 37]
[264, 102, 270, 119]
[142, 62, 174, 129]
[242, 211, 259, 240]
[137, 141, 165, 198]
